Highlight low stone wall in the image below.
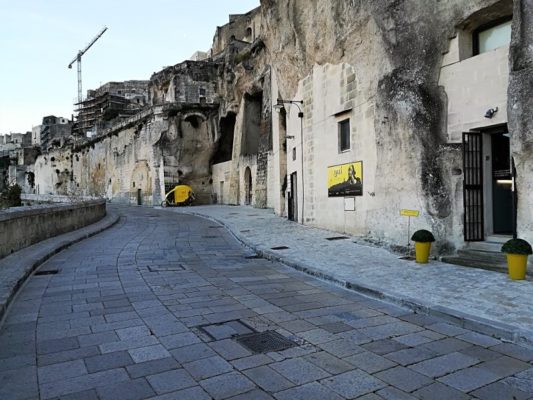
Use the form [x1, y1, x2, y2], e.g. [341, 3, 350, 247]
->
[0, 199, 106, 259]
[21, 194, 100, 204]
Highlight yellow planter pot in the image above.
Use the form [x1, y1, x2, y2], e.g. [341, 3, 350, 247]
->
[415, 242, 432, 264]
[506, 253, 528, 280]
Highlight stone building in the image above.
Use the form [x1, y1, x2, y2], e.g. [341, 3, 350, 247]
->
[31, 0, 533, 263]
[73, 80, 149, 137]
[0, 132, 32, 150]
[0, 131, 37, 193]
[32, 116, 73, 150]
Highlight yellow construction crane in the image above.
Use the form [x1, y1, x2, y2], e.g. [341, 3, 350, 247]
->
[68, 27, 108, 104]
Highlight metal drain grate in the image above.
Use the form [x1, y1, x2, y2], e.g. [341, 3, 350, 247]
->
[326, 236, 349, 241]
[240, 230, 251, 233]
[147, 265, 186, 272]
[235, 330, 297, 353]
[245, 254, 263, 259]
[202, 235, 218, 239]
[271, 246, 289, 250]
[35, 269, 59, 276]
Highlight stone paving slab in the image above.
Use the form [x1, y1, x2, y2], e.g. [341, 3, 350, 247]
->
[0, 209, 119, 324]
[176, 205, 533, 347]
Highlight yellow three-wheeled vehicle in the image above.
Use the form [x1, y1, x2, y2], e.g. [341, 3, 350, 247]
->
[161, 185, 195, 207]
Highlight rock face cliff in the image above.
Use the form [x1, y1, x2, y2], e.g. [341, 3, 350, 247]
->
[508, 0, 533, 238]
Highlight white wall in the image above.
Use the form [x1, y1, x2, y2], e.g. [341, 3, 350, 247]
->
[439, 43, 509, 143]
[285, 63, 382, 233]
[212, 161, 231, 204]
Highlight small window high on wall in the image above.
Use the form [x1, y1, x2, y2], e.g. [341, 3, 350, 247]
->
[474, 18, 512, 55]
[338, 119, 350, 152]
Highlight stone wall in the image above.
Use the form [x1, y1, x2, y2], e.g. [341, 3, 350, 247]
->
[34, 101, 219, 207]
[0, 199, 106, 259]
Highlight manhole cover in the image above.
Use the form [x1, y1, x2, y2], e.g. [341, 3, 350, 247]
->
[35, 269, 59, 276]
[235, 330, 297, 353]
[271, 246, 289, 250]
[197, 320, 255, 340]
[326, 236, 349, 241]
[147, 265, 186, 272]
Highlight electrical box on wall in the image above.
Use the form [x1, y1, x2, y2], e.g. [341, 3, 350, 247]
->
[344, 197, 355, 211]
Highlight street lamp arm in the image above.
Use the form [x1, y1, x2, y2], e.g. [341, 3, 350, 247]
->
[274, 99, 304, 118]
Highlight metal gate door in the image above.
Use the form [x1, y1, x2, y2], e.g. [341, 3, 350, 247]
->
[463, 131, 484, 241]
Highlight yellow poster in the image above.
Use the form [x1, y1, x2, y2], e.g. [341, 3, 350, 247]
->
[328, 161, 363, 197]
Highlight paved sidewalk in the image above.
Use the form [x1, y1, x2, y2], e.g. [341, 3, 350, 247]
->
[0, 209, 119, 323]
[174, 206, 533, 347]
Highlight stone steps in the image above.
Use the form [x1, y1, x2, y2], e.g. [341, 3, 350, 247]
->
[440, 253, 509, 275]
[441, 236, 532, 277]
[442, 236, 506, 274]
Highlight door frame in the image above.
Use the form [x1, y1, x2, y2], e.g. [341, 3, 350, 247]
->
[244, 167, 252, 205]
[463, 123, 516, 241]
[482, 125, 515, 236]
[288, 172, 298, 222]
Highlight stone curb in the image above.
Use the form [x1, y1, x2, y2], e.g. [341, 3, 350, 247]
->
[183, 210, 533, 348]
[0, 211, 120, 325]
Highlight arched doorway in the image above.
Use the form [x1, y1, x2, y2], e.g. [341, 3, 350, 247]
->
[244, 167, 252, 205]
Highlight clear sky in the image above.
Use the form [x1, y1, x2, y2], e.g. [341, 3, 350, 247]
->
[0, 0, 260, 134]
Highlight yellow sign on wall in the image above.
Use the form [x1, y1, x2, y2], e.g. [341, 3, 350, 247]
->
[400, 209, 420, 217]
[327, 161, 363, 197]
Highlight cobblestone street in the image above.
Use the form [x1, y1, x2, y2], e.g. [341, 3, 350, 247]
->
[1, 206, 532, 399]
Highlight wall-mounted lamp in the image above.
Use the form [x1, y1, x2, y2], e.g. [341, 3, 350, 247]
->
[273, 99, 304, 118]
[484, 107, 499, 119]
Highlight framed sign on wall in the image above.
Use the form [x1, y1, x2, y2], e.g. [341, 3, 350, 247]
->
[327, 161, 363, 197]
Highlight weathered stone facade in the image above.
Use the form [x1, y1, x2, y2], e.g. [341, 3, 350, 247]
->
[31, 0, 533, 257]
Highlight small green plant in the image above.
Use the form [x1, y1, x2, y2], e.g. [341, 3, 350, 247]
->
[411, 229, 435, 243]
[501, 238, 532, 255]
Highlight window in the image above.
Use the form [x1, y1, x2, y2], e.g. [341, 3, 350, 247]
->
[474, 18, 512, 55]
[338, 119, 350, 152]
[199, 88, 206, 96]
[292, 147, 296, 161]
